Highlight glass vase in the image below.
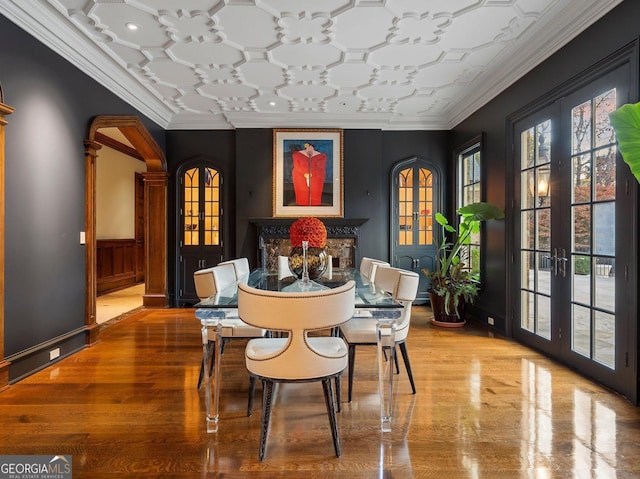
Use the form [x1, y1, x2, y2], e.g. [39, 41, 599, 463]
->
[288, 245, 328, 280]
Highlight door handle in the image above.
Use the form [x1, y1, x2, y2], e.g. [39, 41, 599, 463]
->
[558, 248, 568, 278]
[545, 248, 568, 277]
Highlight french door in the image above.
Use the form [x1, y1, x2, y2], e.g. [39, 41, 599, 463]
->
[391, 157, 440, 304]
[513, 64, 636, 401]
[177, 161, 224, 305]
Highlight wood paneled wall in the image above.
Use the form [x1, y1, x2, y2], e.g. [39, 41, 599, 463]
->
[97, 239, 137, 294]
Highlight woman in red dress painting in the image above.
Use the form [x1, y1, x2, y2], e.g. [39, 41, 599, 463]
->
[291, 143, 327, 206]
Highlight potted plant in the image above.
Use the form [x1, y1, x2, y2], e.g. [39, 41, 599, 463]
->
[422, 202, 504, 327]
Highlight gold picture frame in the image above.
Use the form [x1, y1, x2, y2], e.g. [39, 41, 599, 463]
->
[273, 128, 344, 217]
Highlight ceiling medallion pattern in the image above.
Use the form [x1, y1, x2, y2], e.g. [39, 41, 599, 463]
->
[1, 0, 623, 129]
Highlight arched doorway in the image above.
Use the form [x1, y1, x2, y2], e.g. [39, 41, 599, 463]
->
[84, 116, 168, 345]
[390, 156, 442, 304]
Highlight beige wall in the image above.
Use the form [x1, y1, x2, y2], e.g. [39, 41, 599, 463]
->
[96, 146, 146, 239]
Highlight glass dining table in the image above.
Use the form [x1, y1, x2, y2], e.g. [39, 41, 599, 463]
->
[195, 268, 403, 433]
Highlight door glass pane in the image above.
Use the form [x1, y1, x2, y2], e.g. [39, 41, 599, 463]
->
[203, 167, 220, 246]
[572, 154, 591, 203]
[572, 255, 591, 305]
[522, 211, 534, 250]
[595, 146, 616, 200]
[417, 168, 433, 246]
[183, 167, 199, 246]
[572, 205, 591, 254]
[521, 290, 534, 332]
[594, 202, 615, 255]
[536, 210, 550, 250]
[594, 311, 615, 368]
[572, 304, 591, 357]
[594, 89, 616, 148]
[521, 127, 535, 169]
[522, 169, 534, 209]
[594, 258, 615, 311]
[398, 168, 412, 246]
[538, 294, 551, 339]
[537, 252, 551, 296]
[572, 100, 592, 154]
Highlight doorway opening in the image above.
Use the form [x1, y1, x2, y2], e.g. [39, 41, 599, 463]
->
[84, 116, 168, 343]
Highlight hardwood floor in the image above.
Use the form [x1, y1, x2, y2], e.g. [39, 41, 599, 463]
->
[1, 306, 639, 478]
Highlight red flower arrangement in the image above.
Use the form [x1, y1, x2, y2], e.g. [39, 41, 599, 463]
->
[289, 217, 327, 248]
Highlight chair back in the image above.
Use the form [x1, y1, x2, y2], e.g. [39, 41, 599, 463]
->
[239, 281, 356, 379]
[373, 266, 419, 341]
[193, 267, 216, 300]
[277, 255, 291, 280]
[219, 257, 251, 281]
[193, 263, 238, 300]
[359, 257, 390, 282]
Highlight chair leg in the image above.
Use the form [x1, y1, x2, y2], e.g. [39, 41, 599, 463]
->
[322, 378, 341, 457]
[398, 341, 416, 394]
[247, 376, 257, 416]
[334, 375, 341, 412]
[259, 379, 275, 461]
[347, 344, 356, 402]
[393, 346, 400, 374]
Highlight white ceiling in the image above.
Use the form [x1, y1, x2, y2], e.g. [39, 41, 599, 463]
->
[1, 0, 623, 130]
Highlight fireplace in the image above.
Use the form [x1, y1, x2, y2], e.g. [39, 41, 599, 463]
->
[250, 218, 368, 271]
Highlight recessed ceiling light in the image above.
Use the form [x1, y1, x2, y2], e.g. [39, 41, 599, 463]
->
[126, 23, 140, 31]
[269, 101, 276, 107]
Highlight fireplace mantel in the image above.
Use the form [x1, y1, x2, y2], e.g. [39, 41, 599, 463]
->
[249, 218, 369, 270]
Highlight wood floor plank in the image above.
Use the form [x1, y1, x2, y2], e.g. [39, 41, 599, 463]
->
[0, 307, 639, 478]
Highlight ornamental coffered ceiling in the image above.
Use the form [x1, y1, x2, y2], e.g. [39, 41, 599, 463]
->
[0, 0, 623, 130]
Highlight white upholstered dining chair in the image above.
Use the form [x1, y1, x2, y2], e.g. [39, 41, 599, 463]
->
[340, 265, 419, 402]
[193, 262, 266, 389]
[238, 280, 356, 461]
[359, 256, 390, 282]
[219, 257, 251, 281]
[193, 262, 236, 301]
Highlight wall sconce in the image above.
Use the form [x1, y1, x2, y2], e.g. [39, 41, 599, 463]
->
[528, 167, 550, 206]
[536, 167, 550, 205]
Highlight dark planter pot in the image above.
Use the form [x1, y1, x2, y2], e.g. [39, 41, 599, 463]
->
[429, 290, 466, 326]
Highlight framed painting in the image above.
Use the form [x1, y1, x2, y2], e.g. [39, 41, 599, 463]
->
[273, 128, 343, 217]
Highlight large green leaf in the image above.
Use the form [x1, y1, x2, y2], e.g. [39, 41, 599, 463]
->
[609, 102, 640, 184]
[457, 202, 505, 222]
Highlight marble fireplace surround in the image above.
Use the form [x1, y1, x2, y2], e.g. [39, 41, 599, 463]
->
[250, 218, 368, 272]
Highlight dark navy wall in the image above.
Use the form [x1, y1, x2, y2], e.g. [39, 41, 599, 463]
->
[165, 127, 449, 307]
[450, 0, 640, 330]
[0, 14, 164, 379]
